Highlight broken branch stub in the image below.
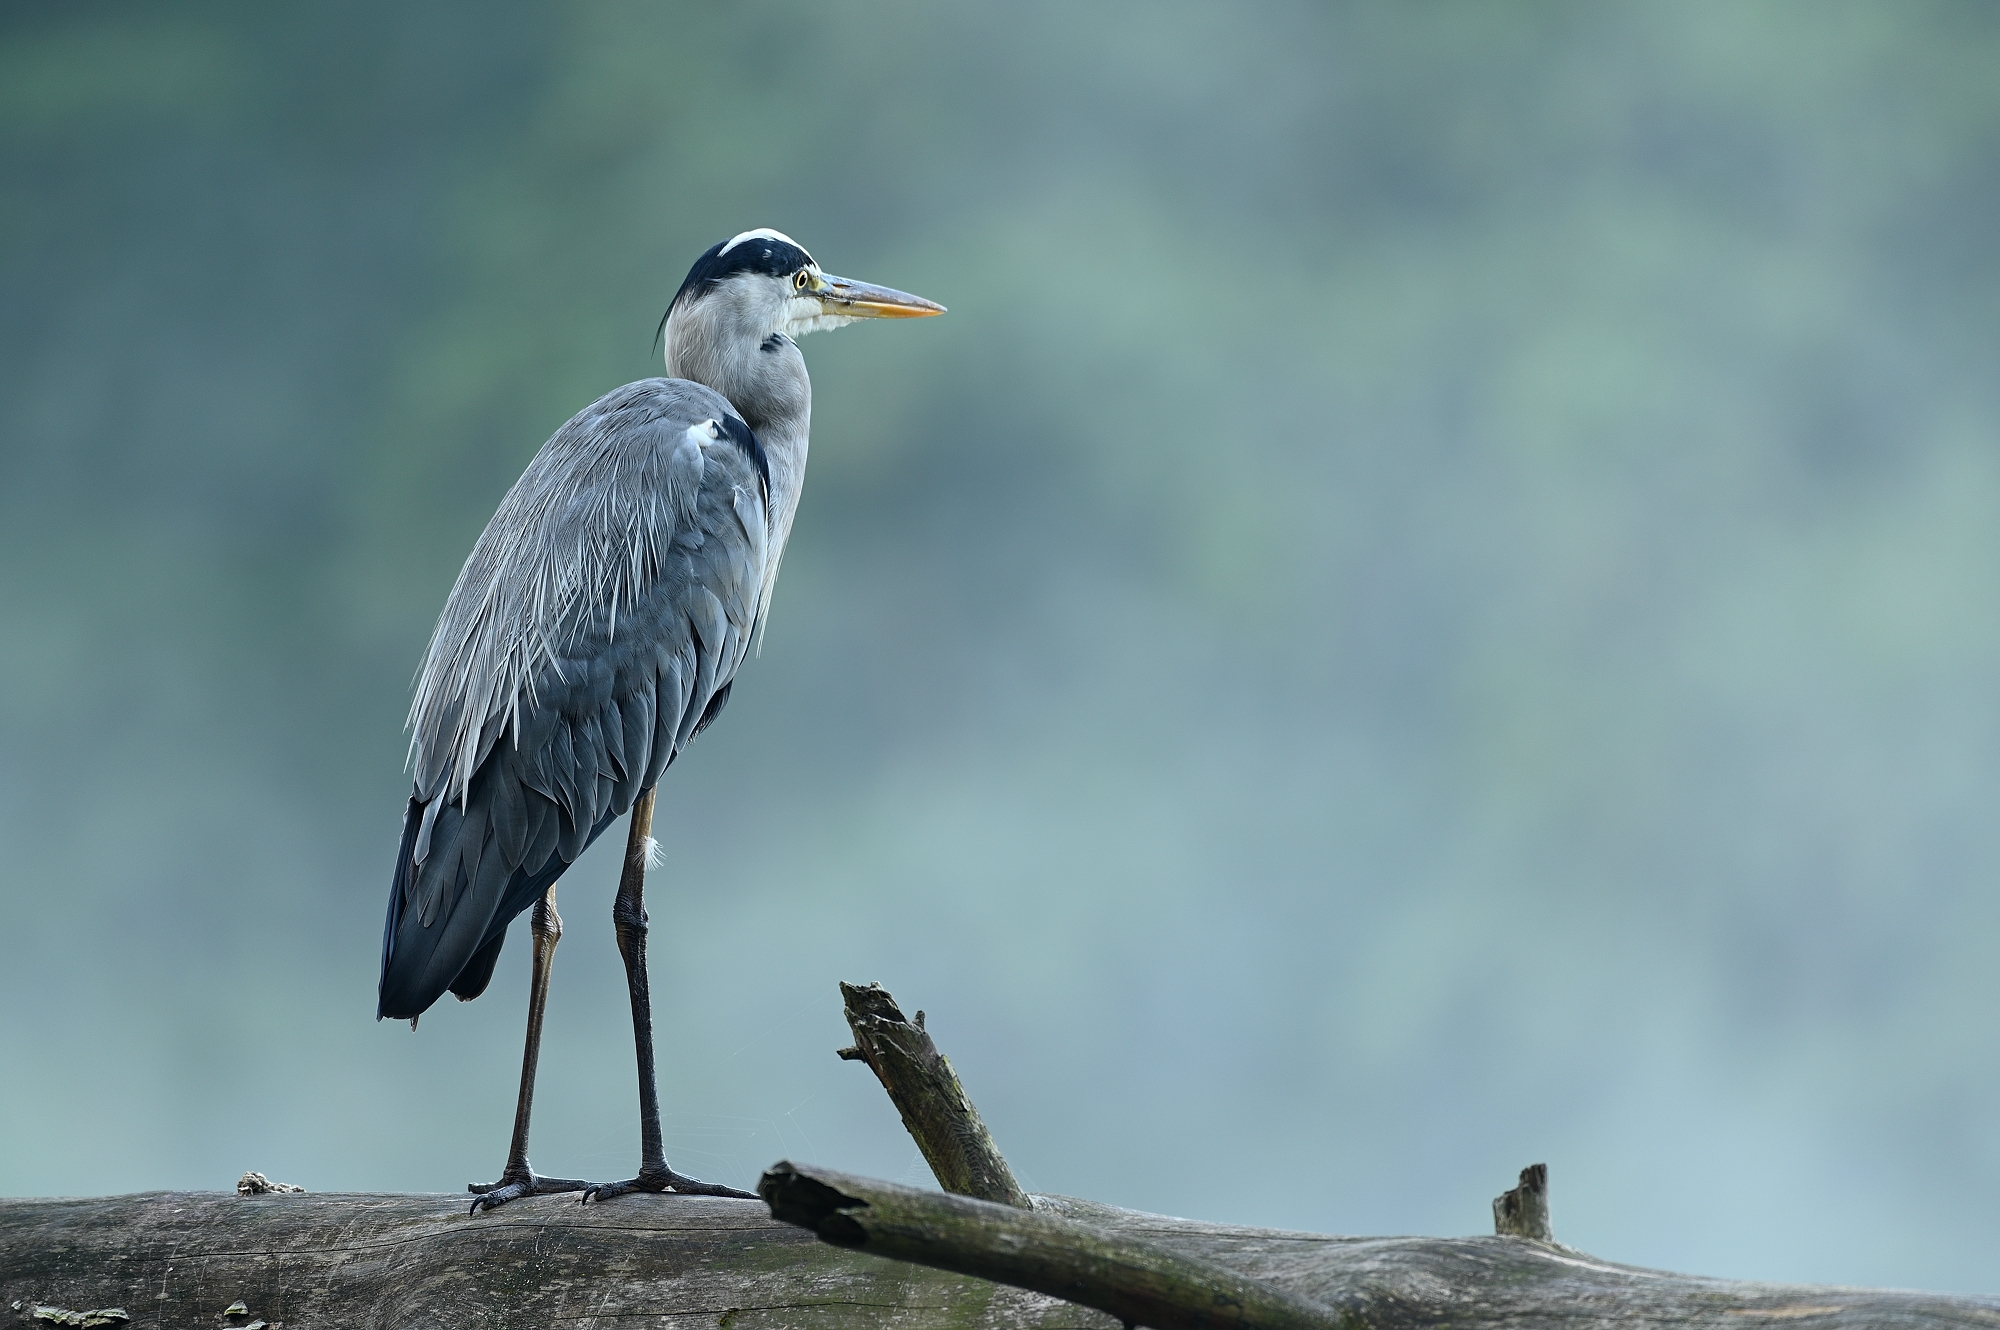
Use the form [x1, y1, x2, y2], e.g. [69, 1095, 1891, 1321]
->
[761, 1161, 1357, 1330]
[1492, 1163, 1552, 1241]
[836, 981, 1029, 1209]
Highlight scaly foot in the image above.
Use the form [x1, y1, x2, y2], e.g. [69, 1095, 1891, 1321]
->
[467, 1166, 593, 1214]
[580, 1165, 756, 1204]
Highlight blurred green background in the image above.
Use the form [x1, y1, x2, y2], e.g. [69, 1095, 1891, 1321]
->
[5, 0, 2000, 1295]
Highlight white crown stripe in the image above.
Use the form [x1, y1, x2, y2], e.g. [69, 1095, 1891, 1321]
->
[717, 227, 813, 264]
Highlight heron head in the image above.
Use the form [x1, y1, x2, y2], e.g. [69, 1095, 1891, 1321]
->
[661, 228, 944, 358]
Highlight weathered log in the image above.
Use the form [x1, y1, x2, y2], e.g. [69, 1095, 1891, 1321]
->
[5, 1188, 1997, 1329]
[836, 980, 1029, 1207]
[761, 1161, 1353, 1329]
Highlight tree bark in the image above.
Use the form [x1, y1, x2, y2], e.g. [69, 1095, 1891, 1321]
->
[836, 980, 1029, 1208]
[5, 1188, 1997, 1329]
[761, 1161, 1351, 1329]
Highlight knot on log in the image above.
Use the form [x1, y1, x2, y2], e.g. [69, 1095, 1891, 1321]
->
[1492, 1163, 1551, 1241]
[234, 1173, 304, 1197]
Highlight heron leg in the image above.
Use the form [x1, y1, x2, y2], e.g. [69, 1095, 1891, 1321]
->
[582, 787, 754, 1204]
[466, 885, 591, 1213]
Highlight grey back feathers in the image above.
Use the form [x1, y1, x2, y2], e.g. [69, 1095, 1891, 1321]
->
[379, 379, 773, 1019]
[409, 380, 765, 807]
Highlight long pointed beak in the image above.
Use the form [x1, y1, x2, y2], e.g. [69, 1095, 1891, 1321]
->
[816, 274, 945, 319]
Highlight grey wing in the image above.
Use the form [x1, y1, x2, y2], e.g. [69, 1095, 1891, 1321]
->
[378, 380, 770, 1021]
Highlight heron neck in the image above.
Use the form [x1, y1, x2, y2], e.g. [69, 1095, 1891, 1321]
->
[748, 404, 809, 572]
[666, 333, 812, 566]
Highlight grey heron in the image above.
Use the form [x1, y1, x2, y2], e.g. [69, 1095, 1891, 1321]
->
[376, 229, 944, 1210]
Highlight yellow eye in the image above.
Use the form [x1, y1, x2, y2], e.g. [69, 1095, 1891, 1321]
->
[793, 270, 811, 292]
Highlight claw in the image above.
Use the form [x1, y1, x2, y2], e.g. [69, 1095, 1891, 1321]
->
[465, 1169, 590, 1214]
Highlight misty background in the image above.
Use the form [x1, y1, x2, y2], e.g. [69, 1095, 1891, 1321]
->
[5, 0, 2000, 1296]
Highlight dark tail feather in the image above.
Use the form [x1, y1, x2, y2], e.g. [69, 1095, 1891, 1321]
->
[377, 796, 423, 1020]
[377, 768, 629, 1022]
[449, 929, 508, 1002]
[378, 794, 494, 1021]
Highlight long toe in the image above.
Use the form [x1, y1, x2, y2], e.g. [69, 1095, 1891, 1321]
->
[581, 1168, 755, 1204]
[469, 1180, 532, 1213]
[661, 1169, 757, 1200]
[468, 1171, 593, 1214]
